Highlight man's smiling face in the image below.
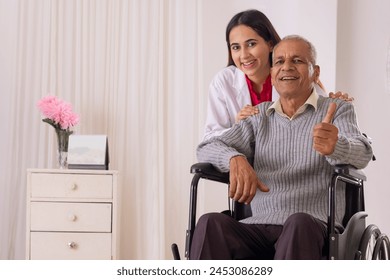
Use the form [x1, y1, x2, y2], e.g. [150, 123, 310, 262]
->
[271, 39, 319, 98]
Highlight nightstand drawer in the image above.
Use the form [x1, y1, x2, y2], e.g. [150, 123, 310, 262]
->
[30, 232, 112, 260]
[30, 202, 112, 232]
[30, 173, 112, 199]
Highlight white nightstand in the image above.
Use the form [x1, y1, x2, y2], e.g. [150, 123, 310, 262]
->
[26, 169, 120, 260]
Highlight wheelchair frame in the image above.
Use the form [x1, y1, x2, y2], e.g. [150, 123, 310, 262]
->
[171, 163, 390, 260]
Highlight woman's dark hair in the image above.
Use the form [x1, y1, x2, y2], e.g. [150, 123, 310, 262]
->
[226, 9, 281, 66]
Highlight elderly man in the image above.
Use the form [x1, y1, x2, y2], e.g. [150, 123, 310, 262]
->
[190, 35, 373, 260]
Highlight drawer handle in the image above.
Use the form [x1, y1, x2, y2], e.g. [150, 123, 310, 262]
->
[68, 242, 77, 249]
[71, 183, 78, 190]
[67, 214, 77, 222]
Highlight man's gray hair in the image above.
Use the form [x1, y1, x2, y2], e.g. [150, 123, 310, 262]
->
[274, 35, 317, 65]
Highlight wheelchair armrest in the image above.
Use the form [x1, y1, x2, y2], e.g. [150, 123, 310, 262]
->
[333, 164, 366, 184]
[190, 162, 229, 184]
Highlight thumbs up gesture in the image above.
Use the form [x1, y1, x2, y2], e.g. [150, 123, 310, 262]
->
[313, 102, 339, 155]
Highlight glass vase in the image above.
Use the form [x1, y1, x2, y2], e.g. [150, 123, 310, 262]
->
[55, 129, 73, 169]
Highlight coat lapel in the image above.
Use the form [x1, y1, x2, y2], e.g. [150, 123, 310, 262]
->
[232, 68, 251, 106]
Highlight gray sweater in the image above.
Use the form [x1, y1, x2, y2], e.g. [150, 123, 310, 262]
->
[197, 96, 373, 226]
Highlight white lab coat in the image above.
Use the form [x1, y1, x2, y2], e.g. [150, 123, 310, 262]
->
[203, 65, 326, 140]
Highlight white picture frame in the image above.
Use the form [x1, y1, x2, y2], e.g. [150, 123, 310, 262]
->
[67, 135, 109, 170]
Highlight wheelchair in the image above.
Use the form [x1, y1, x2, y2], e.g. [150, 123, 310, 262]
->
[171, 163, 390, 260]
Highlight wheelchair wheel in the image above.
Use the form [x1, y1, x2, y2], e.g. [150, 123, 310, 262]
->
[372, 234, 390, 260]
[358, 224, 383, 260]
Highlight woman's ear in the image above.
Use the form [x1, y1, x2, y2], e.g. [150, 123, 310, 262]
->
[269, 42, 274, 52]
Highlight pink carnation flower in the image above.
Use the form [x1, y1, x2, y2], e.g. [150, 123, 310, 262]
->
[37, 95, 79, 130]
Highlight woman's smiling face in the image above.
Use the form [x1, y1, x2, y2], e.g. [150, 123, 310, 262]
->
[229, 24, 273, 80]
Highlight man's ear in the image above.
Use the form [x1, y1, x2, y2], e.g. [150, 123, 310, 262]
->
[314, 65, 320, 82]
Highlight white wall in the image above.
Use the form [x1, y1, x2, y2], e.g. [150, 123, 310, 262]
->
[336, 0, 390, 234]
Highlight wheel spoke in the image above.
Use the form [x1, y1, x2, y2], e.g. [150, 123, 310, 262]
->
[358, 224, 381, 260]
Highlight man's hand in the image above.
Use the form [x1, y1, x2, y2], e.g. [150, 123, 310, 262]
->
[229, 156, 269, 204]
[313, 102, 338, 155]
[235, 105, 259, 123]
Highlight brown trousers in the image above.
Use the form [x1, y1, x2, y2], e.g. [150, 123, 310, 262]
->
[189, 212, 329, 260]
